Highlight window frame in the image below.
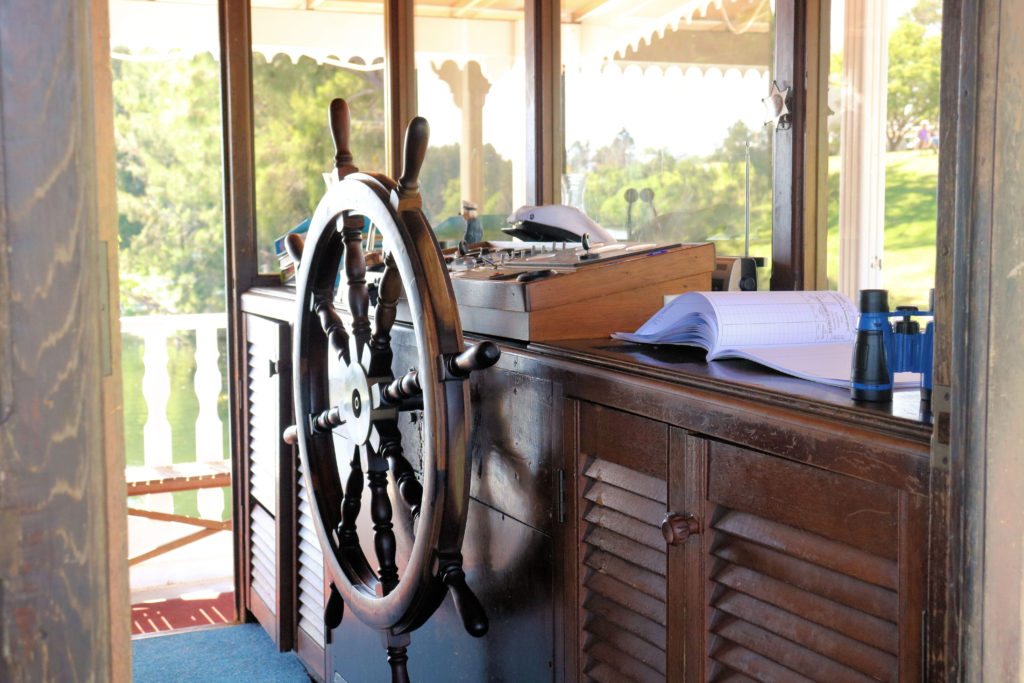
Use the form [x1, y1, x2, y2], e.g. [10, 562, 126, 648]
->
[217, 0, 810, 613]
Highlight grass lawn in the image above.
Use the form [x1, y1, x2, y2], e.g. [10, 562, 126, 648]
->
[826, 150, 938, 309]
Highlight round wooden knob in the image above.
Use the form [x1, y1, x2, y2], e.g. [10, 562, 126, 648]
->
[283, 424, 298, 445]
[328, 98, 358, 178]
[662, 512, 699, 546]
[398, 116, 430, 200]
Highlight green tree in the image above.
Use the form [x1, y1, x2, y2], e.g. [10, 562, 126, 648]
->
[594, 128, 635, 169]
[712, 121, 772, 189]
[886, 11, 941, 150]
[908, 0, 942, 27]
[251, 55, 385, 269]
[566, 140, 593, 174]
[113, 52, 389, 314]
[417, 142, 514, 227]
[113, 52, 225, 314]
[574, 122, 774, 252]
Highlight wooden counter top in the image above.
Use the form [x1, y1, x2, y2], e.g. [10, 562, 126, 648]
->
[531, 337, 933, 431]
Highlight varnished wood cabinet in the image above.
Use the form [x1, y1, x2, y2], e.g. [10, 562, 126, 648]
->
[561, 393, 928, 682]
[239, 288, 932, 682]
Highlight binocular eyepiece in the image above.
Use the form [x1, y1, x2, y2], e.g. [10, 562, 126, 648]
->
[851, 289, 934, 403]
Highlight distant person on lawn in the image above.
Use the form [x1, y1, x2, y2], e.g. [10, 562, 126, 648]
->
[917, 122, 932, 150]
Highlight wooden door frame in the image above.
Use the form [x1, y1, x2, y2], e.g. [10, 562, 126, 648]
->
[933, 0, 1024, 679]
[91, 0, 132, 677]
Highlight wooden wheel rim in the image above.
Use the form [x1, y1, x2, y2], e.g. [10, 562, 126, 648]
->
[292, 174, 470, 633]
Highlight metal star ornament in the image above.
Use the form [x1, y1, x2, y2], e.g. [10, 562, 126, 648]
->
[762, 80, 792, 129]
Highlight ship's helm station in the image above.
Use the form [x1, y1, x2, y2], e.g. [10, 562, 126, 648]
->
[282, 98, 504, 681]
[269, 96, 931, 683]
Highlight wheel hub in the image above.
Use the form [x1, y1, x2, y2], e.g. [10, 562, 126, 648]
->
[339, 343, 373, 445]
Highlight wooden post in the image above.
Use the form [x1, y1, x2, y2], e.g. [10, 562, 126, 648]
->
[949, 1, 1024, 679]
[90, 0, 132, 673]
[0, 0, 116, 678]
[526, 0, 562, 206]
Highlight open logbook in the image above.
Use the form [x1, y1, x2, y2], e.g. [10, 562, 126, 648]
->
[612, 290, 918, 388]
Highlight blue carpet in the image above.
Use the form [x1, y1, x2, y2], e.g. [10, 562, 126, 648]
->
[132, 623, 310, 682]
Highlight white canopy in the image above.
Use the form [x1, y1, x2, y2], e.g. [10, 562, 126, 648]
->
[109, 0, 772, 77]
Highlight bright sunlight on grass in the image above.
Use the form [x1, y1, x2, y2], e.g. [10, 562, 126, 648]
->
[827, 150, 938, 309]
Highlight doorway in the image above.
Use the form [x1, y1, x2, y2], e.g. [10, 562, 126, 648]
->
[108, 0, 234, 634]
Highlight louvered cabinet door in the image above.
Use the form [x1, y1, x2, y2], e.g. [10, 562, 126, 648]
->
[570, 400, 673, 682]
[243, 313, 296, 652]
[294, 455, 327, 680]
[691, 438, 926, 682]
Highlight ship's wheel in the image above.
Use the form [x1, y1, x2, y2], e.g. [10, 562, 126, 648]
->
[284, 98, 499, 682]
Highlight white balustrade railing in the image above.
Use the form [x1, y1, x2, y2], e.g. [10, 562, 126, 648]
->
[121, 313, 228, 519]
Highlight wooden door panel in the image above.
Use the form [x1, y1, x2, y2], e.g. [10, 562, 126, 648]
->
[243, 313, 294, 651]
[704, 440, 905, 682]
[576, 402, 669, 682]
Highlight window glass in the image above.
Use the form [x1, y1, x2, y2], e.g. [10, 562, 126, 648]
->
[251, 2, 387, 274]
[414, 2, 526, 244]
[826, 0, 940, 308]
[561, 1, 775, 274]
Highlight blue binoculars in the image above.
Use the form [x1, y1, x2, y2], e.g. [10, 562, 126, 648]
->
[851, 289, 934, 403]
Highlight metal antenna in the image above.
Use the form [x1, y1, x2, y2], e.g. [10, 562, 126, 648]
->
[744, 141, 751, 259]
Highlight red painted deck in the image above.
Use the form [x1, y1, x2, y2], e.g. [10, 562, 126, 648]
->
[131, 591, 235, 635]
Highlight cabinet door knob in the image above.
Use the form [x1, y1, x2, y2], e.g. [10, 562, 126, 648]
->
[662, 512, 699, 546]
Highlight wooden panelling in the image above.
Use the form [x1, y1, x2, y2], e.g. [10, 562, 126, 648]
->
[239, 291, 933, 681]
[712, 538, 898, 622]
[0, 2, 113, 678]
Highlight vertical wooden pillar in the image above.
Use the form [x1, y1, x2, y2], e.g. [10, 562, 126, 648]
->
[926, 0, 961, 676]
[219, 0, 259, 620]
[770, 0, 806, 290]
[385, 0, 415, 178]
[837, 0, 888, 300]
[525, 0, 561, 206]
[91, 1, 132, 675]
[458, 63, 491, 209]
[951, 1, 1024, 679]
[804, 0, 832, 291]
[0, 0, 115, 679]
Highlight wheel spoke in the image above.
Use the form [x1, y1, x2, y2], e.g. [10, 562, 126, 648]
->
[310, 406, 345, 434]
[343, 214, 371, 352]
[385, 633, 412, 683]
[337, 444, 363, 549]
[367, 447, 399, 595]
[381, 369, 422, 407]
[314, 294, 350, 365]
[381, 440, 422, 519]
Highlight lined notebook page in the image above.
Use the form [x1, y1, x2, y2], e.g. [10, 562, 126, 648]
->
[726, 343, 855, 386]
[708, 290, 858, 351]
